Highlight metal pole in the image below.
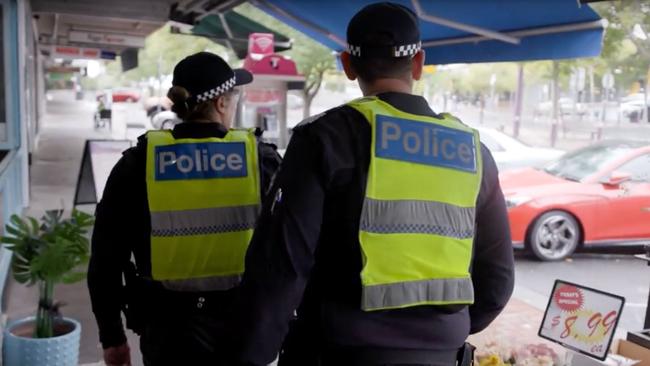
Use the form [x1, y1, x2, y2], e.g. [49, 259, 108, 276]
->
[589, 66, 595, 122]
[157, 54, 163, 114]
[478, 93, 485, 124]
[639, 67, 650, 123]
[617, 94, 622, 125]
[602, 87, 607, 123]
[551, 61, 560, 147]
[411, 0, 519, 45]
[513, 64, 524, 138]
[423, 20, 604, 48]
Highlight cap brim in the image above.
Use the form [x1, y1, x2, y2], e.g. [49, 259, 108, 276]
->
[234, 68, 253, 86]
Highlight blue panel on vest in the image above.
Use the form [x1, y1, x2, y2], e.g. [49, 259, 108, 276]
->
[155, 142, 248, 180]
[375, 115, 477, 173]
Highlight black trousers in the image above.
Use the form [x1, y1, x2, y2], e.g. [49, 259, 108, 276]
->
[321, 363, 448, 366]
[278, 318, 458, 366]
[280, 346, 457, 366]
[319, 350, 458, 366]
[139, 310, 227, 366]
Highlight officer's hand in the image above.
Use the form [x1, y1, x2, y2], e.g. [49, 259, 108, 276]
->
[104, 342, 131, 366]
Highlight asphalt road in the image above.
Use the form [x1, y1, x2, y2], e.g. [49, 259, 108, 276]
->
[514, 251, 648, 335]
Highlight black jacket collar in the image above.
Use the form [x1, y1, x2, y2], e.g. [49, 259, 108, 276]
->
[376, 92, 440, 119]
[171, 121, 229, 139]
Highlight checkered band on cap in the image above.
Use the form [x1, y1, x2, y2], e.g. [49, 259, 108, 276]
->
[394, 42, 421, 57]
[194, 76, 236, 103]
[347, 42, 421, 58]
[348, 44, 361, 57]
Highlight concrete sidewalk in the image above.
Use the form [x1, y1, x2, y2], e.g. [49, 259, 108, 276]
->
[7, 90, 566, 365]
[5, 90, 146, 365]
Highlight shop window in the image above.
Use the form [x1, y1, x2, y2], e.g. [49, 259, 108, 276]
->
[616, 154, 650, 183]
[0, 5, 6, 141]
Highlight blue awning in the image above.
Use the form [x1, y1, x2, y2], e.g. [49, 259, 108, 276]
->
[251, 0, 605, 64]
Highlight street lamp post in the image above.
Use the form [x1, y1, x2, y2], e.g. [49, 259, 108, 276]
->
[550, 61, 560, 148]
[513, 64, 524, 138]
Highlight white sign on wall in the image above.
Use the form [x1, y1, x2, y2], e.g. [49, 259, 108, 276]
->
[539, 280, 625, 361]
[69, 31, 145, 48]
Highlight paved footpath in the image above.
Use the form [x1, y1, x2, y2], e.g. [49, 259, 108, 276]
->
[5, 90, 146, 366]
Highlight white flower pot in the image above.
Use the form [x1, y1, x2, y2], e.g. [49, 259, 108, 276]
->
[3, 317, 81, 366]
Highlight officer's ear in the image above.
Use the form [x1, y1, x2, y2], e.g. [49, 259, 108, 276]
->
[341, 51, 358, 81]
[411, 50, 426, 81]
[214, 94, 228, 115]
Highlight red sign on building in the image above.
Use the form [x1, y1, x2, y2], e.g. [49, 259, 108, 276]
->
[248, 33, 275, 57]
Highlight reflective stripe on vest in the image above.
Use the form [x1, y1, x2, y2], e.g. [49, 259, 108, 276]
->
[347, 97, 483, 311]
[145, 129, 260, 292]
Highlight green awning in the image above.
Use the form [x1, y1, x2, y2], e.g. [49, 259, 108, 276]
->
[190, 11, 292, 59]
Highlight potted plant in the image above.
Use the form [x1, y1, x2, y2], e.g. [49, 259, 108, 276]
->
[0, 209, 94, 366]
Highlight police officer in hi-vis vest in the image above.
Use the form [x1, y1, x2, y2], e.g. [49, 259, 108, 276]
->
[88, 52, 281, 366]
[228, 3, 515, 366]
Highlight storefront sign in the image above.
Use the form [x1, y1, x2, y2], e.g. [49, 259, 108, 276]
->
[248, 33, 275, 57]
[51, 46, 116, 60]
[69, 31, 145, 48]
[539, 280, 625, 361]
[243, 54, 300, 76]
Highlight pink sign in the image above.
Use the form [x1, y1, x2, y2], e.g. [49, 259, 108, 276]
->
[243, 54, 300, 76]
[249, 33, 275, 57]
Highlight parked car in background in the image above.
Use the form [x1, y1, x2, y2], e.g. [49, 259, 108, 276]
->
[477, 127, 565, 171]
[500, 140, 650, 261]
[143, 96, 173, 118]
[620, 94, 649, 123]
[534, 97, 586, 118]
[151, 110, 181, 130]
[96, 89, 141, 103]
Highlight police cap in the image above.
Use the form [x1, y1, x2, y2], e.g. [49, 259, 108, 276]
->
[347, 2, 421, 59]
[172, 52, 253, 105]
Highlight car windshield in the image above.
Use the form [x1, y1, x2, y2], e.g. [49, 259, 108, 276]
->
[542, 144, 636, 182]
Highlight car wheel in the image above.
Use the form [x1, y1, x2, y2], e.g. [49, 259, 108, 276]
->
[528, 211, 580, 261]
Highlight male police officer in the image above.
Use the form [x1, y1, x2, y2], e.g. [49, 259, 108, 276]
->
[88, 52, 281, 365]
[230, 3, 514, 366]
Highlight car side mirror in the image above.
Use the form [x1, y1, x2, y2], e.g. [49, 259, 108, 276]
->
[600, 171, 632, 188]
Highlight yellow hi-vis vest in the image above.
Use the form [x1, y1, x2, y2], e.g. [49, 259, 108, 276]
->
[347, 97, 483, 311]
[145, 129, 260, 292]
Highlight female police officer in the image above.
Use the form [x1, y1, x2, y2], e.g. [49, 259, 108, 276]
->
[88, 52, 281, 366]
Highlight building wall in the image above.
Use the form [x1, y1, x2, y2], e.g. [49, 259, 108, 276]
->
[0, 0, 32, 308]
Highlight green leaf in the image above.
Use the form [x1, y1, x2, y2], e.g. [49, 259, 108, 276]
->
[3, 209, 92, 287]
[10, 215, 29, 234]
[4, 224, 21, 237]
[28, 217, 40, 236]
[0, 237, 21, 245]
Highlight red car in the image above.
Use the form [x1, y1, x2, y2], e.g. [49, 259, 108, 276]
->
[96, 89, 140, 103]
[500, 140, 650, 261]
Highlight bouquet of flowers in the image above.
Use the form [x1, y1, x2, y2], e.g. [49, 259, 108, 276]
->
[477, 342, 561, 366]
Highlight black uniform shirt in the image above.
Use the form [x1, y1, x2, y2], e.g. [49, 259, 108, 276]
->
[87, 122, 282, 349]
[231, 92, 515, 365]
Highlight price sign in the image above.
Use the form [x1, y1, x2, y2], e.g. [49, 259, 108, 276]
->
[539, 280, 625, 361]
